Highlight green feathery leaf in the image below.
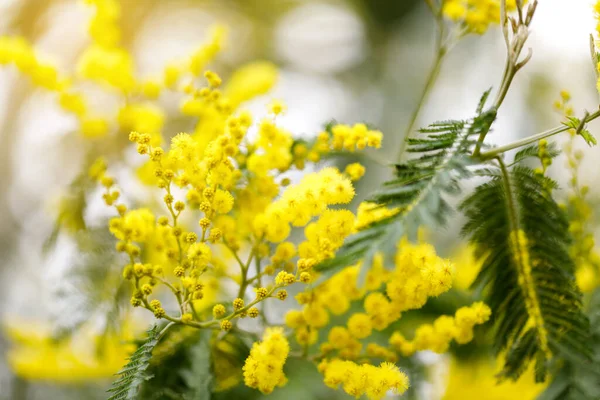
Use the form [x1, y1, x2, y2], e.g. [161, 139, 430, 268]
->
[316, 92, 496, 279]
[537, 288, 600, 400]
[108, 326, 160, 400]
[460, 161, 592, 382]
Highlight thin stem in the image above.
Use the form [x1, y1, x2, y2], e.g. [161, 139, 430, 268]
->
[398, 49, 446, 157]
[158, 322, 176, 340]
[236, 246, 256, 299]
[246, 271, 267, 285]
[225, 242, 246, 271]
[397, 4, 447, 159]
[184, 285, 281, 329]
[255, 255, 262, 288]
[478, 109, 600, 160]
[156, 276, 182, 303]
[497, 157, 519, 232]
[190, 301, 200, 320]
[162, 179, 184, 263]
[481, 126, 567, 160]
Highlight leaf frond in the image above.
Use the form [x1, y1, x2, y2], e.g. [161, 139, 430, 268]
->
[108, 326, 159, 400]
[538, 288, 600, 400]
[460, 161, 591, 382]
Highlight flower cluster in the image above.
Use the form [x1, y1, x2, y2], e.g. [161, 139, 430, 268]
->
[443, 0, 517, 34]
[284, 239, 490, 392]
[254, 168, 355, 245]
[5, 321, 135, 382]
[0, 0, 241, 140]
[389, 302, 491, 355]
[242, 328, 290, 394]
[320, 359, 409, 400]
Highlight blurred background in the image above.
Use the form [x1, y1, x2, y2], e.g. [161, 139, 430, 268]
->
[0, 0, 599, 399]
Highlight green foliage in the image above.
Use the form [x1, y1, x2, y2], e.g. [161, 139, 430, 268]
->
[460, 162, 592, 382]
[138, 328, 250, 399]
[138, 327, 200, 400]
[181, 331, 213, 400]
[538, 288, 600, 400]
[316, 93, 496, 278]
[563, 116, 597, 146]
[512, 142, 560, 165]
[108, 326, 160, 400]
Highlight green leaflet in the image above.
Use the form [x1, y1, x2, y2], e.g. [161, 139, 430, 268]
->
[563, 116, 597, 146]
[460, 163, 592, 382]
[315, 92, 496, 281]
[108, 326, 160, 400]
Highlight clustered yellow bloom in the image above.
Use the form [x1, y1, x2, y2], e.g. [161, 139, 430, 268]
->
[354, 201, 399, 231]
[443, 0, 517, 34]
[253, 168, 356, 247]
[288, 123, 382, 170]
[78, 0, 135, 92]
[284, 255, 388, 350]
[0, 37, 65, 91]
[86, 51, 383, 394]
[386, 241, 455, 309]
[345, 162, 366, 181]
[320, 359, 409, 400]
[0, 0, 246, 141]
[0, 35, 105, 136]
[329, 123, 383, 152]
[0, 0, 133, 137]
[242, 328, 290, 394]
[283, 238, 491, 393]
[5, 321, 136, 382]
[389, 302, 491, 355]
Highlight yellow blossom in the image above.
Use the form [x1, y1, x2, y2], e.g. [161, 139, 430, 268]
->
[5, 321, 136, 382]
[243, 328, 289, 394]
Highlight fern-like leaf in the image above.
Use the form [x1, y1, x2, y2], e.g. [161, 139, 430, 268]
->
[460, 161, 592, 382]
[538, 288, 600, 400]
[316, 94, 496, 278]
[108, 326, 159, 400]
